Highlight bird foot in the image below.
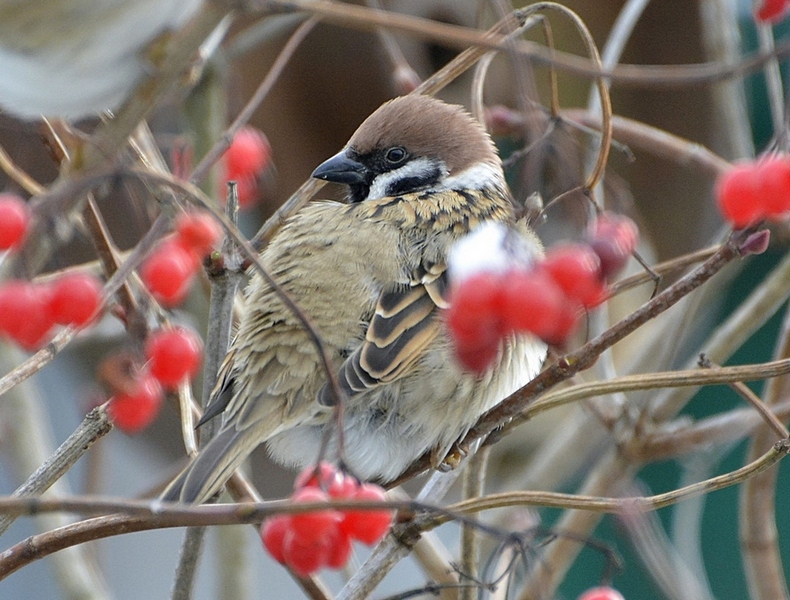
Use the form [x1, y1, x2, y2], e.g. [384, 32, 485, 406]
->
[431, 444, 468, 472]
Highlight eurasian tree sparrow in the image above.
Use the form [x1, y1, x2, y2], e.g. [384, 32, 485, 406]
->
[163, 95, 547, 503]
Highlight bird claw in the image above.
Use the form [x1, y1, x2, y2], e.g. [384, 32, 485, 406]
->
[431, 444, 468, 472]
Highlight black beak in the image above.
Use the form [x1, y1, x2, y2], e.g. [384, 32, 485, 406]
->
[311, 150, 368, 185]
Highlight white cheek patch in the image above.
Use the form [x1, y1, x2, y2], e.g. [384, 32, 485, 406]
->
[441, 162, 506, 191]
[367, 157, 445, 200]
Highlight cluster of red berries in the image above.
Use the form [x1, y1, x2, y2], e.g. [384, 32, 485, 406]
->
[0, 193, 105, 350]
[107, 326, 203, 432]
[261, 463, 393, 577]
[756, 0, 790, 23]
[578, 586, 625, 600]
[220, 126, 272, 209]
[140, 210, 223, 307]
[447, 213, 638, 373]
[0, 273, 103, 350]
[715, 156, 790, 228]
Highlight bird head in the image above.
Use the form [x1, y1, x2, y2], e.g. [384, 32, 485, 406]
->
[312, 95, 506, 203]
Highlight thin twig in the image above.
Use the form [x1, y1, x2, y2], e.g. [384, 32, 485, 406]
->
[171, 527, 207, 600]
[756, 22, 786, 144]
[0, 405, 112, 537]
[739, 299, 790, 600]
[0, 142, 44, 195]
[609, 245, 720, 296]
[459, 449, 489, 600]
[562, 110, 731, 178]
[516, 356, 790, 424]
[698, 357, 789, 439]
[523, 2, 611, 194]
[189, 15, 321, 186]
[651, 248, 790, 422]
[258, 0, 790, 87]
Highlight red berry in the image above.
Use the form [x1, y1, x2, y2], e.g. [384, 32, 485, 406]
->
[107, 375, 163, 433]
[221, 126, 270, 210]
[453, 336, 501, 374]
[325, 528, 354, 569]
[715, 163, 764, 228]
[140, 238, 198, 307]
[340, 484, 393, 545]
[0, 281, 55, 350]
[145, 327, 203, 390]
[547, 300, 582, 347]
[756, 0, 790, 23]
[282, 528, 331, 576]
[590, 214, 639, 280]
[577, 586, 626, 600]
[757, 156, 790, 218]
[447, 272, 505, 373]
[0, 193, 30, 250]
[48, 273, 103, 327]
[225, 126, 271, 179]
[235, 175, 260, 209]
[543, 244, 606, 308]
[289, 487, 342, 540]
[328, 474, 359, 500]
[175, 211, 222, 257]
[499, 268, 568, 341]
[261, 515, 290, 565]
[294, 462, 342, 491]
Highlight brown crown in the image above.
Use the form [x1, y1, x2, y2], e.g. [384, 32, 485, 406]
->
[347, 95, 500, 175]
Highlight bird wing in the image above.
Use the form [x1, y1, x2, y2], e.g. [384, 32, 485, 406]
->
[196, 348, 236, 428]
[317, 268, 450, 406]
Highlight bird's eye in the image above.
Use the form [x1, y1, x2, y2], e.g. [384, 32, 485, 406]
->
[385, 146, 406, 165]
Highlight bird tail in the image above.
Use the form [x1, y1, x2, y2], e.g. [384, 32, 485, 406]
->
[160, 425, 260, 504]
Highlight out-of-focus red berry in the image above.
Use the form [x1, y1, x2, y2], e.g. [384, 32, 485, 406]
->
[289, 487, 342, 539]
[107, 375, 163, 433]
[48, 273, 103, 327]
[225, 126, 271, 179]
[340, 484, 393, 545]
[577, 586, 626, 600]
[328, 474, 358, 499]
[0, 281, 55, 350]
[261, 515, 290, 565]
[453, 336, 501, 375]
[447, 272, 505, 372]
[325, 528, 354, 568]
[756, 0, 790, 23]
[175, 211, 222, 257]
[715, 163, 764, 228]
[546, 299, 582, 347]
[0, 193, 30, 250]
[282, 528, 331, 577]
[543, 244, 606, 308]
[590, 214, 639, 280]
[145, 327, 203, 390]
[220, 126, 271, 210]
[140, 239, 198, 307]
[294, 462, 342, 491]
[757, 156, 790, 218]
[500, 269, 568, 341]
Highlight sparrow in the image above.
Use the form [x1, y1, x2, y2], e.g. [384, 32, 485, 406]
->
[162, 94, 547, 503]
